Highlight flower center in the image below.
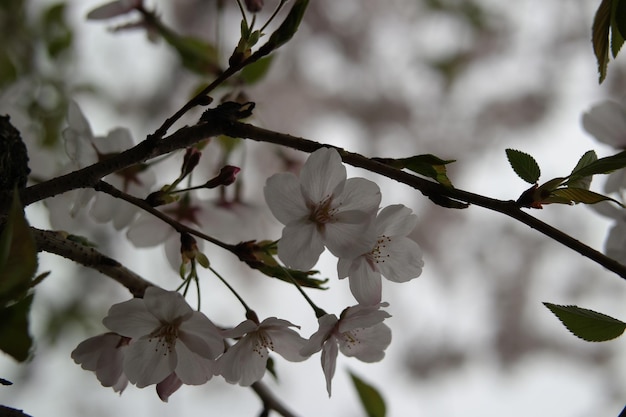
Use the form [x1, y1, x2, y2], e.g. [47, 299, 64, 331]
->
[365, 235, 392, 270]
[148, 322, 180, 356]
[252, 331, 274, 358]
[309, 196, 336, 228]
[341, 328, 363, 351]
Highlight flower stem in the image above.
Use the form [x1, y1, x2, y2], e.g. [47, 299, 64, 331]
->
[280, 265, 326, 318]
[209, 266, 255, 317]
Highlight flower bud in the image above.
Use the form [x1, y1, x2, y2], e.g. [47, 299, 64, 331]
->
[245, 0, 264, 13]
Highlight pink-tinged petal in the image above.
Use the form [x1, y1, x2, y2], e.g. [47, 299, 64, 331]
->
[377, 238, 424, 283]
[173, 343, 211, 385]
[124, 337, 176, 387]
[278, 222, 324, 270]
[126, 215, 172, 247]
[347, 260, 383, 306]
[156, 373, 183, 402]
[339, 304, 391, 333]
[218, 335, 267, 386]
[264, 173, 309, 225]
[95, 340, 126, 387]
[178, 314, 224, 359]
[103, 299, 160, 338]
[323, 221, 374, 260]
[339, 323, 391, 362]
[72, 334, 111, 370]
[321, 338, 339, 396]
[582, 101, 626, 148]
[142, 287, 193, 323]
[337, 178, 381, 214]
[300, 148, 346, 203]
[264, 328, 307, 362]
[375, 204, 418, 236]
[300, 314, 338, 357]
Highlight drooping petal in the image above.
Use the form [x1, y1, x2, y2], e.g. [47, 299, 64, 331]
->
[299, 148, 346, 203]
[376, 237, 424, 283]
[300, 314, 338, 357]
[278, 221, 325, 270]
[264, 173, 309, 225]
[124, 337, 176, 388]
[321, 338, 339, 397]
[347, 258, 383, 305]
[103, 298, 160, 338]
[375, 204, 418, 236]
[156, 373, 183, 402]
[338, 323, 391, 363]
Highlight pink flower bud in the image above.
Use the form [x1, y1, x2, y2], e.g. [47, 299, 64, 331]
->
[245, 0, 264, 13]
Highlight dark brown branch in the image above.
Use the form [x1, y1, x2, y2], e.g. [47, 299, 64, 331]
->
[32, 228, 152, 297]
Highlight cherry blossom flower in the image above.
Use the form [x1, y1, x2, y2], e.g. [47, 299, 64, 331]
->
[102, 287, 224, 388]
[264, 147, 381, 270]
[300, 303, 392, 396]
[48, 101, 155, 230]
[71, 332, 129, 393]
[218, 317, 308, 386]
[338, 204, 424, 305]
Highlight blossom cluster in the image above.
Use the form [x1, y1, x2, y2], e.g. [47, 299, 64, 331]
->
[73, 147, 424, 399]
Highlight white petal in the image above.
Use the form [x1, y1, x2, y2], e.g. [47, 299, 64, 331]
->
[375, 204, 418, 236]
[339, 323, 391, 363]
[179, 314, 224, 359]
[339, 304, 391, 332]
[265, 327, 307, 362]
[103, 298, 159, 338]
[124, 337, 176, 387]
[337, 257, 353, 279]
[173, 343, 211, 385]
[323, 221, 374, 260]
[300, 148, 346, 203]
[264, 173, 309, 225]
[156, 373, 183, 402]
[321, 339, 339, 397]
[347, 258, 383, 305]
[605, 220, 626, 264]
[218, 335, 267, 386]
[377, 237, 424, 283]
[278, 221, 325, 270]
[300, 314, 338, 357]
[337, 178, 381, 214]
[143, 287, 192, 323]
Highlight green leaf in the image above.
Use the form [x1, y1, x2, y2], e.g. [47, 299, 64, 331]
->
[611, 0, 626, 57]
[566, 150, 597, 189]
[41, 3, 73, 59]
[350, 371, 386, 417]
[0, 294, 34, 362]
[505, 149, 541, 184]
[373, 154, 456, 187]
[0, 190, 37, 305]
[544, 302, 626, 342]
[265, 0, 309, 50]
[569, 149, 626, 178]
[549, 187, 624, 206]
[240, 56, 274, 84]
[593, 0, 612, 83]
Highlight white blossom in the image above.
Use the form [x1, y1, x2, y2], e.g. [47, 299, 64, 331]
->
[338, 204, 424, 305]
[218, 317, 308, 386]
[71, 332, 129, 393]
[264, 147, 380, 270]
[301, 303, 392, 396]
[102, 287, 223, 388]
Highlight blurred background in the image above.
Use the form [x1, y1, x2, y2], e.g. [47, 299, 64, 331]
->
[1, 0, 626, 416]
